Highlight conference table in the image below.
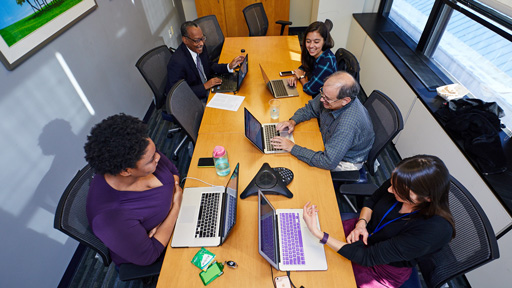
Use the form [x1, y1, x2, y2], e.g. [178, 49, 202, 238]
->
[157, 36, 357, 288]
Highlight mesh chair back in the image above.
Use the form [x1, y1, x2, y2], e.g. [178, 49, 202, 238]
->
[166, 80, 204, 143]
[364, 90, 404, 175]
[243, 3, 269, 36]
[136, 45, 173, 109]
[335, 48, 361, 82]
[194, 15, 224, 63]
[324, 19, 333, 32]
[417, 176, 499, 288]
[54, 165, 111, 266]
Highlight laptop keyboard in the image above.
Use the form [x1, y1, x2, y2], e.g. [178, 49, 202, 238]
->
[195, 193, 220, 238]
[264, 125, 280, 151]
[279, 212, 306, 265]
[272, 80, 288, 97]
[216, 73, 237, 91]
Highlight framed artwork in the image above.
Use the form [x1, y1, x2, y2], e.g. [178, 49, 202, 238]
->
[0, 0, 97, 71]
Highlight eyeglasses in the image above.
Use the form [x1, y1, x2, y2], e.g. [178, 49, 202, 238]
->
[185, 35, 207, 44]
[319, 87, 341, 104]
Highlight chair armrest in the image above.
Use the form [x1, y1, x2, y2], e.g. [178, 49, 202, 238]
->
[331, 170, 361, 182]
[339, 183, 378, 196]
[276, 20, 292, 26]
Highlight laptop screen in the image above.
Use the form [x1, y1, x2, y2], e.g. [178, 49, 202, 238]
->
[258, 190, 279, 269]
[237, 54, 249, 88]
[220, 163, 239, 243]
[244, 108, 264, 152]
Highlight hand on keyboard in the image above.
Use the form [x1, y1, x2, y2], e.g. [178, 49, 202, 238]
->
[276, 120, 296, 133]
[270, 136, 294, 152]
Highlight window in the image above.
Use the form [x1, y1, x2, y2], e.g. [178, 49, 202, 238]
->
[431, 8, 512, 128]
[388, 0, 512, 130]
[389, 0, 436, 43]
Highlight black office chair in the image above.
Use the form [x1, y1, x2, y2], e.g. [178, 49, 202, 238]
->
[54, 165, 163, 283]
[194, 15, 224, 64]
[416, 176, 500, 287]
[335, 48, 361, 83]
[166, 80, 205, 160]
[332, 90, 404, 212]
[136, 45, 186, 157]
[243, 2, 292, 36]
[324, 19, 333, 32]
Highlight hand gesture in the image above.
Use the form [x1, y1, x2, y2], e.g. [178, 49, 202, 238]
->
[269, 136, 294, 152]
[303, 202, 322, 239]
[346, 220, 369, 245]
[229, 55, 245, 69]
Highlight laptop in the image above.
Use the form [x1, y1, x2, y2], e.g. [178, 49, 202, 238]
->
[244, 108, 294, 154]
[171, 163, 239, 247]
[258, 190, 328, 271]
[211, 54, 249, 93]
[259, 64, 299, 98]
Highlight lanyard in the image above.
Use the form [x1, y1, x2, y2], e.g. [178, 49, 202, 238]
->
[369, 201, 418, 237]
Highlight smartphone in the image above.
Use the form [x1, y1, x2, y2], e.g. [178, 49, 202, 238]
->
[198, 157, 215, 167]
[279, 71, 294, 76]
[274, 276, 292, 288]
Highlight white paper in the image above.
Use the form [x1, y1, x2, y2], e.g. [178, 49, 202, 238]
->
[206, 93, 245, 111]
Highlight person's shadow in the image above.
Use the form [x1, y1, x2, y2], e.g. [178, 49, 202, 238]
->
[34, 119, 85, 212]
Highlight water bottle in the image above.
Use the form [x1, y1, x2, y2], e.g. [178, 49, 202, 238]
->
[213, 146, 230, 176]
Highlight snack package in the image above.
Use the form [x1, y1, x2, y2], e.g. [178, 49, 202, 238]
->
[199, 261, 224, 286]
[191, 248, 216, 271]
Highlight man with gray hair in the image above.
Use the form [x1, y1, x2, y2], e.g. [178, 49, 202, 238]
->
[271, 71, 375, 171]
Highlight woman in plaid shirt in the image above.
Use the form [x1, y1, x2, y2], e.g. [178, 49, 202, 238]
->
[287, 21, 338, 96]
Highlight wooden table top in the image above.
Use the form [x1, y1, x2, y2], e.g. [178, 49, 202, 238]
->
[156, 36, 356, 288]
[198, 36, 319, 135]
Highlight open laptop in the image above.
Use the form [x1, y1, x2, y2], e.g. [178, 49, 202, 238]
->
[171, 163, 239, 247]
[211, 54, 249, 93]
[244, 108, 294, 154]
[259, 64, 299, 98]
[258, 190, 328, 271]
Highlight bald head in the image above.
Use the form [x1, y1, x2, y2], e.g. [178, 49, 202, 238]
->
[324, 71, 360, 101]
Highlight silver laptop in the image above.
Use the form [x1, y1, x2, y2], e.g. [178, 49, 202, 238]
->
[212, 54, 249, 93]
[244, 108, 294, 154]
[259, 64, 299, 98]
[171, 163, 239, 247]
[258, 190, 328, 271]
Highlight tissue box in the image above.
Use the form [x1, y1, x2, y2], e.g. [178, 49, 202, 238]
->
[436, 83, 469, 101]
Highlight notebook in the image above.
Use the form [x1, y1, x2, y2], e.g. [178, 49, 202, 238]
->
[211, 54, 249, 93]
[171, 163, 239, 247]
[258, 190, 328, 271]
[259, 64, 299, 98]
[244, 108, 294, 154]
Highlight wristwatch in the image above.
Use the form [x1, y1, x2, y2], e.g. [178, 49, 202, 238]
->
[298, 74, 305, 80]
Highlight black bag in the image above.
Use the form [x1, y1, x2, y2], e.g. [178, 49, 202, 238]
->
[435, 99, 507, 175]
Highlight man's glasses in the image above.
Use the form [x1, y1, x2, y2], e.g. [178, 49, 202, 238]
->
[319, 87, 341, 104]
[185, 35, 207, 44]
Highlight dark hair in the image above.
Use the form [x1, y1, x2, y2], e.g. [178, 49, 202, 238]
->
[84, 114, 149, 175]
[325, 71, 360, 100]
[391, 154, 455, 237]
[301, 21, 335, 74]
[181, 21, 199, 38]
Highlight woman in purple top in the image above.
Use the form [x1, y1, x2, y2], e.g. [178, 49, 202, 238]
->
[303, 155, 455, 287]
[85, 114, 182, 266]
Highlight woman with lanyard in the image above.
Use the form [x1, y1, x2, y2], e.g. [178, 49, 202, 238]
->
[303, 155, 455, 288]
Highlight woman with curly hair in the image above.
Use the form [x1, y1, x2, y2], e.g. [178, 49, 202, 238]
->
[287, 21, 337, 96]
[303, 155, 455, 287]
[85, 113, 182, 266]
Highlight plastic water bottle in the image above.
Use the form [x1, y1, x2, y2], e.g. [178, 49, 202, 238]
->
[213, 146, 230, 176]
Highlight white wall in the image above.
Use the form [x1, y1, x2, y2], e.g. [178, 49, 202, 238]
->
[0, 1, 184, 287]
[347, 17, 512, 287]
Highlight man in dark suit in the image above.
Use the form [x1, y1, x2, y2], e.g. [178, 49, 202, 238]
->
[166, 21, 244, 100]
